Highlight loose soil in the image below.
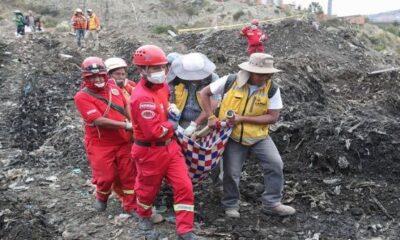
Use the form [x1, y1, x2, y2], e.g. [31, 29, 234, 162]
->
[1, 10, 399, 240]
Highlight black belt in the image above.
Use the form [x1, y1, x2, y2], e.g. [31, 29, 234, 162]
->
[134, 138, 172, 147]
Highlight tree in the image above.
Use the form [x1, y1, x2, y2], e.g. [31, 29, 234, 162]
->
[308, 2, 324, 15]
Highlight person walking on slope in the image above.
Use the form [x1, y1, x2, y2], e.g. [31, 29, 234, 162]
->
[85, 9, 101, 50]
[25, 10, 36, 33]
[130, 45, 205, 240]
[199, 53, 296, 218]
[71, 8, 86, 48]
[74, 57, 137, 215]
[13, 10, 25, 36]
[240, 19, 268, 55]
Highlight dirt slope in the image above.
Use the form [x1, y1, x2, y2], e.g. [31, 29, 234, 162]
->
[1, 2, 400, 240]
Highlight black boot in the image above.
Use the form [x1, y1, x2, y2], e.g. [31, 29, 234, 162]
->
[138, 217, 153, 231]
[177, 232, 206, 240]
[94, 199, 107, 212]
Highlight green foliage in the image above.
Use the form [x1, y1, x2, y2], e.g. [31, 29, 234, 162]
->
[43, 16, 57, 28]
[308, 2, 324, 14]
[153, 25, 176, 34]
[232, 10, 244, 21]
[373, 43, 386, 52]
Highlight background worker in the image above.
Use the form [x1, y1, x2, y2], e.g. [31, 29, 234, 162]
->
[85, 9, 101, 50]
[240, 19, 268, 55]
[71, 8, 86, 48]
[13, 10, 25, 36]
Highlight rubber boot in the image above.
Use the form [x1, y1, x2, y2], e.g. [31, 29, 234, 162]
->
[94, 199, 107, 212]
[177, 232, 206, 240]
[138, 217, 153, 231]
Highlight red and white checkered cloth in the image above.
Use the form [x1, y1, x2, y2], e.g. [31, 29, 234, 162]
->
[175, 126, 232, 184]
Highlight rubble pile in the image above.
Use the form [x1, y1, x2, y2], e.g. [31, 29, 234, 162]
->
[0, 18, 399, 239]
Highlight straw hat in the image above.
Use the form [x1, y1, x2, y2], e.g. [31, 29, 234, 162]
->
[236, 53, 281, 87]
[238, 53, 281, 74]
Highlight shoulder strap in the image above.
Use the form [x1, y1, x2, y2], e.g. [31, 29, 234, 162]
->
[81, 87, 128, 118]
[268, 81, 278, 98]
[223, 74, 237, 94]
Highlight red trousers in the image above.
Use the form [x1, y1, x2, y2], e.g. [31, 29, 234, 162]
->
[248, 44, 265, 55]
[132, 140, 194, 235]
[85, 140, 136, 212]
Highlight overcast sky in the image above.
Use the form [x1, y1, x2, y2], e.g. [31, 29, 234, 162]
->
[284, 0, 400, 16]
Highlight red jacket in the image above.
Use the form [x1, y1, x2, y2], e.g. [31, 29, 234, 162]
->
[130, 79, 174, 142]
[240, 26, 267, 46]
[74, 84, 130, 145]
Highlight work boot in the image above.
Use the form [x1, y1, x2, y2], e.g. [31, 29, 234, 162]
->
[94, 199, 107, 212]
[177, 231, 206, 240]
[124, 209, 139, 220]
[262, 204, 296, 216]
[225, 208, 240, 218]
[138, 217, 153, 231]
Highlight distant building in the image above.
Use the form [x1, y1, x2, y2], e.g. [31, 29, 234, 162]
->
[342, 15, 366, 25]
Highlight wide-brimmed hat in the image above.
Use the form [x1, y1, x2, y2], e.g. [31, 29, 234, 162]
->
[168, 52, 216, 82]
[238, 53, 281, 74]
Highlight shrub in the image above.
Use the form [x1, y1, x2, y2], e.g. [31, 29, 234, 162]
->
[232, 10, 244, 21]
[153, 25, 176, 34]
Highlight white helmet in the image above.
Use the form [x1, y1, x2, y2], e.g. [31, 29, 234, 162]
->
[75, 8, 82, 13]
[104, 58, 128, 73]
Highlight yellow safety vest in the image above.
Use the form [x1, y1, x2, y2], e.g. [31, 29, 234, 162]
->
[219, 79, 272, 146]
[88, 14, 99, 30]
[173, 83, 203, 112]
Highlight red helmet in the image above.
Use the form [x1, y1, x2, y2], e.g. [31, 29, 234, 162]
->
[81, 57, 107, 77]
[132, 45, 168, 66]
[251, 19, 259, 25]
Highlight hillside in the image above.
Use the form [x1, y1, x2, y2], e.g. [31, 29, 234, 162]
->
[368, 9, 400, 23]
[1, 1, 400, 240]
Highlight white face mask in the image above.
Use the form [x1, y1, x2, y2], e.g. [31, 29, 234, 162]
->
[148, 71, 166, 84]
[94, 82, 105, 88]
[251, 25, 258, 29]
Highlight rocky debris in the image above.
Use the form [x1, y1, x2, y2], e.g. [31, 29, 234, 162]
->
[0, 6, 400, 240]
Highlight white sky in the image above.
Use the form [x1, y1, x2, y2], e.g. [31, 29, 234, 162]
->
[284, 0, 400, 16]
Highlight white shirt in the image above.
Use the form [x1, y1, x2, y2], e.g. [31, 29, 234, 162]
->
[209, 75, 283, 109]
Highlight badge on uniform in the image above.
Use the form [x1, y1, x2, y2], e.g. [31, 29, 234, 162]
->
[141, 110, 156, 119]
[139, 102, 156, 110]
[111, 88, 120, 96]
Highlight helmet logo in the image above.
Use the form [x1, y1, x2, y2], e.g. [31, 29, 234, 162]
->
[144, 55, 152, 62]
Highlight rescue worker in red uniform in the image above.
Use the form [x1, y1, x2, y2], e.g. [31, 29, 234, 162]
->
[240, 18, 268, 55]
[104, 57, 136, 205]
[130, 45, 204, 240]
[105, 57, 136, 101]
[74, 57, 136, 214]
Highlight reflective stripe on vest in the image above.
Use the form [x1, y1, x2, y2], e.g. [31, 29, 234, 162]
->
[219, 79, 272, 146]
[173, 204, 194, 212]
